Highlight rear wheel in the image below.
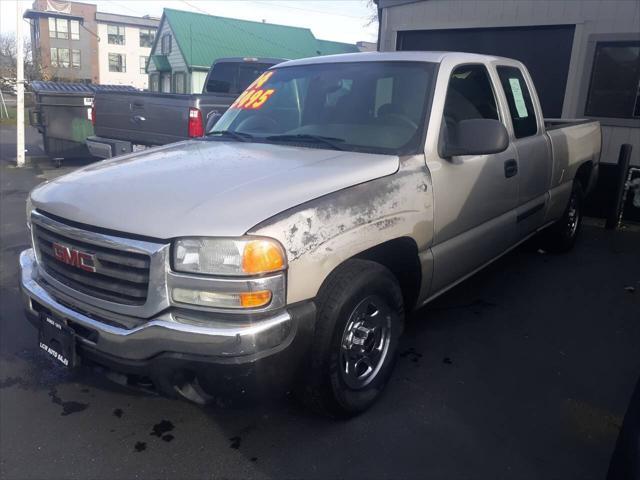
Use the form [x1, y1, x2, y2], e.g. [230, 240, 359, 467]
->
[302, 259, 404, 418]
[543, 180, 584, 253]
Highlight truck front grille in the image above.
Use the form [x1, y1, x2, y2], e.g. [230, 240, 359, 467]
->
[33, 223, 151, 306]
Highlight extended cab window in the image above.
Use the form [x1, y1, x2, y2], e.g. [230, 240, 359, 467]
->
[497, 66, 538, 138]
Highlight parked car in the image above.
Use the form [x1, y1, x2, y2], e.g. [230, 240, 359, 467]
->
[86, 57, 285, 158]
[21, 52, 601, 417]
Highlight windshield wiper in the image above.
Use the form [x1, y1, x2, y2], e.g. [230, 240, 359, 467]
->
[265, 134, 346, 151]
[207, 130, 254, 142]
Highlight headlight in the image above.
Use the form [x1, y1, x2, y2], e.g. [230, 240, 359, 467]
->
[173, 237, 286, 276]
[170, 237, 286, 310]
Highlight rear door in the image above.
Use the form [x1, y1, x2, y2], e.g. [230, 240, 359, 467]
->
[495, 64, 552, 238]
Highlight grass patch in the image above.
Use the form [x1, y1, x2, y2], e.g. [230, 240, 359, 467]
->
[0, 106, 25, 126]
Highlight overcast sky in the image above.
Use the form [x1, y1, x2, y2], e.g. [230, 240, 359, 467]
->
[0, 0, 378, 45]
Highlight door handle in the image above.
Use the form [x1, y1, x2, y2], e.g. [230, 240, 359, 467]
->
[504, 159, 518, 178]
[132, 115, 146, 123]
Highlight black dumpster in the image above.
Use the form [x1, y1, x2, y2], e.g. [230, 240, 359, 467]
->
[29, 81, 137, 162]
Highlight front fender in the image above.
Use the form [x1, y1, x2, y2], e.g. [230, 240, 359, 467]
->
[250, 155, 434, 304]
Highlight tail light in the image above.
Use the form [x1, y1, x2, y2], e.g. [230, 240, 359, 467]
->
[90, 104, 96, 126]
[188, 107, 204, 138]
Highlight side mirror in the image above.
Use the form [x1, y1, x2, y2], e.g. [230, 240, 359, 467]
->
[205, 110, 223, 133]
[440, 118, 509, 158]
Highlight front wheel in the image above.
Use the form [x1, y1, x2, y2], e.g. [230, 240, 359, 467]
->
[543, 180, 584, 253]
[302, 259, 404, 418]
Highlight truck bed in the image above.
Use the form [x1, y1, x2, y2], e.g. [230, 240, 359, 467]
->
[545, 118, 601, 189]
[544, 118, 597, 131]
[93, 90, 233, 146]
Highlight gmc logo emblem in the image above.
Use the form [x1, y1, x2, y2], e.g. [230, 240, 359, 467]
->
[52, 242, 96, 273]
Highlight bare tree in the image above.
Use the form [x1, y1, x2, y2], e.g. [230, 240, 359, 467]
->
[366, 0, 379, 27]
[0, 32, 40, 92]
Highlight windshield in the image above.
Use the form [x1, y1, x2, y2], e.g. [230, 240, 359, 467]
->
[209, 61, 437, 155]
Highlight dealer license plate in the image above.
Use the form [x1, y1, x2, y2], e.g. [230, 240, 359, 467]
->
[38, 316, 76, 368]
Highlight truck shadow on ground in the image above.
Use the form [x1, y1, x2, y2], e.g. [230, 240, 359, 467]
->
[1, 226, 638, 479]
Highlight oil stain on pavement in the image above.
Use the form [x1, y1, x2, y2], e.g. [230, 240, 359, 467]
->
[48, 387, 88, 416]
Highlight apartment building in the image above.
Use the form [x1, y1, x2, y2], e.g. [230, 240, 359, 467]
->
[25, 0, 159, 88]
[24, 0, 99, 83]
[95, 12, 159, 89]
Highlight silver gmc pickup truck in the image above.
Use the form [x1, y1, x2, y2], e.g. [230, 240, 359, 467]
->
[21, 52, 601, 417]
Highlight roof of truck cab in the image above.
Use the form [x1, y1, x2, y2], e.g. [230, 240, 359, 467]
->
[276, 51, 508, 67]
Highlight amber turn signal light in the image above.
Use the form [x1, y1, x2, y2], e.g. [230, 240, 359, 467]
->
[239, 290, 272, 308]
[242, 240, 285, 275]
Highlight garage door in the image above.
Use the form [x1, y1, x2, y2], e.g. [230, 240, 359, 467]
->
[397, 25, 575, 118]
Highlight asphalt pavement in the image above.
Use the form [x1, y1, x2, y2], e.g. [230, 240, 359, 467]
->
[1, 136, 639, 479]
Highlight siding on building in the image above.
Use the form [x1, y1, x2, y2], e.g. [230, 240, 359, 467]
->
[191, 70, 209, 94]
[147, 17, 188, 91]
[378, 0, 640, 166]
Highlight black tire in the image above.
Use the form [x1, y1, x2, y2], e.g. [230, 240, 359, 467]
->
[302, 259, 404, 418]
[543, 180, 584, 253]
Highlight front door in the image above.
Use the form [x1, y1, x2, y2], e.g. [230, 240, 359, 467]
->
[429, 64, 519, 294]
[161, 74, 172, 93]
[496, 65, 551, 238]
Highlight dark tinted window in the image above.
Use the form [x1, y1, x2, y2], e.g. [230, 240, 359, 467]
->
[497, 66, 538, 138]
[585, 41, 640, 119]
[237, 63, 273, 91]
[206, 63, 236, 93]
[205, 63, 273, 94]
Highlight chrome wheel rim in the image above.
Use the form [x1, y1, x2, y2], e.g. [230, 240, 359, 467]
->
[339, 295, 392, 390]
[566, 194, 580, 238]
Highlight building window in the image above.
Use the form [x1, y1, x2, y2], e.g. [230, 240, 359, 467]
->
[585, 41, 640, 119]
[139, 28, 156, 48]
[107, 25, 125, 45]
[140, 56, 149, 74]
[50, 47, 70, 68]
[70, 20, 80, 40]
[48, 17, 69, 39]
[174, 72, 186, 93]
[71, 49, 81, 68]
[109, 53, 126, 72]
[161, 34, 172, 55]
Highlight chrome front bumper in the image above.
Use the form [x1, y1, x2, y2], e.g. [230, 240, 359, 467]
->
[20, 248, 295, 362]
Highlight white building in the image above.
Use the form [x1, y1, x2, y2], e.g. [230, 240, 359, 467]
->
[96, 12, 159, 90]
[375, 0, 640, 220]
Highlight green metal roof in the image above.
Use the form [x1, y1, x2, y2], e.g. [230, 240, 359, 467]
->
[316, 39, 360, 56]
[150, 55, 171, 72]
[163, 8, 326, 68]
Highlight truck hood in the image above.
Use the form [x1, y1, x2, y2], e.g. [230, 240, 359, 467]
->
[31, 140, 399, 239]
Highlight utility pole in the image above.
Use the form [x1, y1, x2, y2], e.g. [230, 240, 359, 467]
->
[16, 0, 25, 167]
